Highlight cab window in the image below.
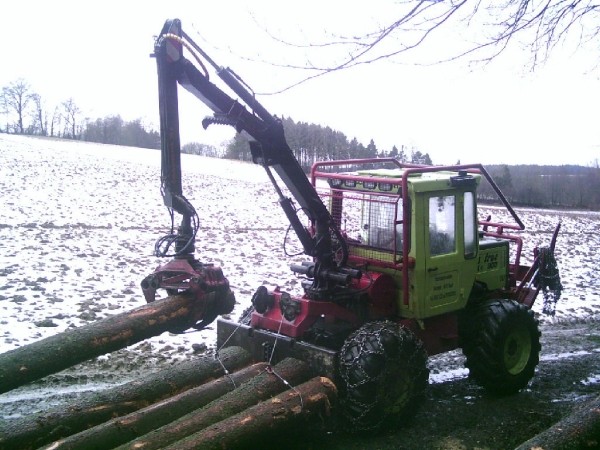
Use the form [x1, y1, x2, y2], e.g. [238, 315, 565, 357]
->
[429, 195, 455, 255]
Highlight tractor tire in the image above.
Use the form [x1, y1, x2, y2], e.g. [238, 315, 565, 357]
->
[459, 299, 541, 395]
[337, 321, 429, 432]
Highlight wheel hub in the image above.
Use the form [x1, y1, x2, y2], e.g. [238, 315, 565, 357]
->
[503, 326, 531, 375]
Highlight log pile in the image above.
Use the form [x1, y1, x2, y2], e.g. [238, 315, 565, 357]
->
[0, 296, 338, 450]
[0, 353, 336, 450]
[164, 376, 337, 450]
[42, 362, 269, 450]
[1, 346, 251, 449]
[113, 357, 314, 450]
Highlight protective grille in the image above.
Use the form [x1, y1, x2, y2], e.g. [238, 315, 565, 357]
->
[316, 186, 402, 264]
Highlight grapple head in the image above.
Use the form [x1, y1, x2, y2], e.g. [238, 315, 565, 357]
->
[141, 258, 235, 331]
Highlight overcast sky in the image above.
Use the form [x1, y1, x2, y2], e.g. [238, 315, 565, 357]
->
[2, 0, 599, 166]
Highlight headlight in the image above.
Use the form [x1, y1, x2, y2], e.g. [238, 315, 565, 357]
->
[363, 181, 376, 189]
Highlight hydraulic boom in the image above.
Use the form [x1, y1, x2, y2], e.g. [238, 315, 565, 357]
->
[151, 19, 360, 300]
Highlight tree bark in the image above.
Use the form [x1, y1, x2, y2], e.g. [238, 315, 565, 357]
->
[514, 394, 600, 450]
[165, 376, 337, 450]
[115, 357, 312, 450]
[0, 346, 250, 450]
[41, 362, 268, 450]
[0, 294, 216, 394]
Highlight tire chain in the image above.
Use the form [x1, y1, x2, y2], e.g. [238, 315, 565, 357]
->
[338, 321, 413, 431]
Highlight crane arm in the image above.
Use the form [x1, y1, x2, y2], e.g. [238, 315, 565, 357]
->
[153, 19, 358, 298]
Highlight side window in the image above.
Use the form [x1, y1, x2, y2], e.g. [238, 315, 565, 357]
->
[464, 191, 477, 258]
[429, 195, 456, 256]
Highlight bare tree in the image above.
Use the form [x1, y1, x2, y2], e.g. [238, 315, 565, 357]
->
[1, 78, 34, 133]
[50, 105, 62, 137]
[62, 97, 81, 139]
[30, 93, 47, 136]
[260, 1, 600, 92]
[0, 93, 8, 133]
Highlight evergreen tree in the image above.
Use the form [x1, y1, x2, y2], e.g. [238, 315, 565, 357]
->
[366, 139, 378, 158]
[411, 149, 432, 165]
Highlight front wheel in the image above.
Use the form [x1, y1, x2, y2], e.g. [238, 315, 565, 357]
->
[337, 321, 429, 431]
[460, 299, 541, 395]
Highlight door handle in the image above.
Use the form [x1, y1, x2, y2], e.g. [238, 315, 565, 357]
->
[428, 267, 438, 272]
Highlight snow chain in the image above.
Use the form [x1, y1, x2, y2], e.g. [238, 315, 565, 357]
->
[538, 246, 563, 316]
[339, 321, 400, 430]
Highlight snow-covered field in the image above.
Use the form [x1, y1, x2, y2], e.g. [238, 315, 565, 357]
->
[0, 134, 599, 358]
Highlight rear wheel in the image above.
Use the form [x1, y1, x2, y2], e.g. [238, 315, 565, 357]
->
[337, 321, 428, 431]
[460, 299, 541, 395]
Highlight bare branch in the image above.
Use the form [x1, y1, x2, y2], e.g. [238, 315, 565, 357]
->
[246, 0, 600, 94]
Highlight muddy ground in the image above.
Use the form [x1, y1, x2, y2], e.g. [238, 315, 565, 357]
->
[314, 319, 600, 450]
[1, 318, 598, 450]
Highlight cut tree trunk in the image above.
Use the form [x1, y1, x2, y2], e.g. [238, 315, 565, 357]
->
[164, 376, 337, 450]
[0, 346, 250, 450]
[514, 393, 600, 450]
[115, 357, 312, 450]
[0, 294, 213, 394]
[41, 362, 268, 450]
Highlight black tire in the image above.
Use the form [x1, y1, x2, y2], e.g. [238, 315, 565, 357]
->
[460, 299, 541, 395]
[337, 321, 429, 432]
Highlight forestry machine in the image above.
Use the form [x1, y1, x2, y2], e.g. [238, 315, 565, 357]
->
[147, 19, 563, 431]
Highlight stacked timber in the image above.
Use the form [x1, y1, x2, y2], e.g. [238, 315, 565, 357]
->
[0, 295, 338, 450]
[0, 346, 251, 449]
[113, 357, 314, 450]
[0, 356, 336, 450]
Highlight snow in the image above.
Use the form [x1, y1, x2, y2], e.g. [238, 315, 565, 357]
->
[1, 134, 599, 358]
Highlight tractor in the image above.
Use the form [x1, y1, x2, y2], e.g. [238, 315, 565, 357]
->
[146, 19, 562, 431]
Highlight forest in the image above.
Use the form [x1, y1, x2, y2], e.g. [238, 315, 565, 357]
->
[478, 164, 600, 210]
[224, 117, 600, 210]
[2, 78, 599, 210]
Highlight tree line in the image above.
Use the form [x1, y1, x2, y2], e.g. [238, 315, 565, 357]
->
[479, 164, 600, 210]
[1, 78, 159, 149]
[2, 78, 78, 138]
[224, 117, 600, 210]
[3, 78, 598, 210]
[224, 116, 432, 168]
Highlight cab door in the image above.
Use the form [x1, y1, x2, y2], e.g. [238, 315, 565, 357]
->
[423, 193, 465, 316]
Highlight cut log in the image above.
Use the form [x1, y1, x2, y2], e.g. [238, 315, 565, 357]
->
[514, 393, 600, 450]
[41, 362, 268, 450]
[0, 294, 219, 394]
[116, 357, 312, 450]
[164, 376, 337, 450]
[0, 346, 250, 450]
